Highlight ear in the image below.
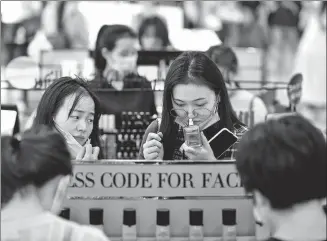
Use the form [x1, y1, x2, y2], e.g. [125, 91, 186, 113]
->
[101, 47, 110, 60]
[253, 190, 270, 207]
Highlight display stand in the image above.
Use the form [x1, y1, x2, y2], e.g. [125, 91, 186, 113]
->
[64, 160, 255, 239]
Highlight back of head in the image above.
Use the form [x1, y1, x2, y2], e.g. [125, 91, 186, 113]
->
[1, 125, 72, 205]
[94, 24, 137, 73]
[205, 45, 238, 74]
[236, 114, 327, 209]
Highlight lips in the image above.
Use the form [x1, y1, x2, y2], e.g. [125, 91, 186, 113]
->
[73, 136, 86, 144]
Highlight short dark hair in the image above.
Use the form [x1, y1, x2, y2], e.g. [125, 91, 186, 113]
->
[138, 16, 170, 48]
[236, 114, 327, 209]
[93, 24, 137, 73]
[32, 76, 103, 159]
[205, 45, 238, 74]
[1, 125, 72, 206]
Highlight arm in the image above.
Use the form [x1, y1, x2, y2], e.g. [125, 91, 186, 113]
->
[138, 120, 159, 159]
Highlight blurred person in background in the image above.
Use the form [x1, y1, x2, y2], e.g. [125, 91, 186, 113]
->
[90, 24, 153, 91]
[27, 1, 89, 61]
[1, 1, 43, 66]
[31, 77, 103, 160]
[267, 1, 302, 82]
[1, 126, 110, 241]
[236, 114, 326, 241]
[206, 45, 268, 124]
[294, 1, 326, 133]
[138, 15, 172, 51]
[236, 2, 268, 49]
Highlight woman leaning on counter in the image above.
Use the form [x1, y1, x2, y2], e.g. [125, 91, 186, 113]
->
[139, 51, 247, 161]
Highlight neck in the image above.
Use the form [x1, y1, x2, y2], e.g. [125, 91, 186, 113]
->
[273, 200, 326, 240]
[103, 65, 123, 83]
[1, 187, 44, 221]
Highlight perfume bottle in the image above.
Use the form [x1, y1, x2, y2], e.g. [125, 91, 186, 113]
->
[122, 208, 137, 241]
[222, 209, 237, 241]
[59, 208, 70, 220]
[156, 209, 170, 241]
[89, 208, 104, 232]
[183, 119, 202, 147]
[189, 209, 204, 241]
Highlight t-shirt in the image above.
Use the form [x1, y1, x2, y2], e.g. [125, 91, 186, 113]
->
[1, 212, 110, 241]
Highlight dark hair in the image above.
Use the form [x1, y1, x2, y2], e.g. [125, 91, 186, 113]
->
[93, 24, 137, 74]
[138, 16, 170, 48]
[1, 126, 72, 205]
[160, 51, 243, 160]
[32, 77, 103, 159]
[206, 45, 238, 74]
[235, 114, 327, 209]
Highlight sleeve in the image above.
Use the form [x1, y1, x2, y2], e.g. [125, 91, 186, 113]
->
[138, 120, 159, 159]
[79, 226, 111, 241]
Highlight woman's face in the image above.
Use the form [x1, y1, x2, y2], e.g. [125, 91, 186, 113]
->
[103, 37, 139, 76]
[171, 83, 218, 126]
[53, 94, 95, 145]
[141, 25, 163, 50]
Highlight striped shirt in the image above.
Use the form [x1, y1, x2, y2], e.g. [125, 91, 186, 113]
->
[1, 212, 110, 241]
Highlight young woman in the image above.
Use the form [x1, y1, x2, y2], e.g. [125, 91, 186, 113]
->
[138, 15, 172, 51]
[32, 77, 103, 160]
[206, 44, 268, 124]
[90, 24, 151, 91]
[139, 51, 247, 161]
[1, 126, 109, 241]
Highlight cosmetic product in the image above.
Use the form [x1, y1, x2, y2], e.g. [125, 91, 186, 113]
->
[122, 208, 137, 241]
[156, 209, 170, 241]
[189, 209, 204, 241]
[222, 209, 237, 241]
[183, 119, 202, 147]
[89, 208, 104, 232]
[59, 208, 70, 220]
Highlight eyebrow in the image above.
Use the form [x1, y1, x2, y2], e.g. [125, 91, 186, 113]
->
[73, 109, 95, 115]
[173, 98, 206, 102]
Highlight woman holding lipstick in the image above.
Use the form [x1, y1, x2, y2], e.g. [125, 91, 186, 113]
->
[139, 51, 247, 161]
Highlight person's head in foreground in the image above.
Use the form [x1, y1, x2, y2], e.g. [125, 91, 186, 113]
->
[236, 114, 326, 240]
[1, 126, 109, 241]
[141, 51, 244, 161]
[138, 15, 170, 51]
[33, 77, 103, 160]
[94, 24, 139, 81]
[1, 126, 72, 213]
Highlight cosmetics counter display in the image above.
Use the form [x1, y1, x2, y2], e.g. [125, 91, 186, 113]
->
[61, 160, 271, 240]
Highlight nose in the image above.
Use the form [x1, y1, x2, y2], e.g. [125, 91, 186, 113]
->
[187, 106, 196, 119]
[76, 119, 87, 132]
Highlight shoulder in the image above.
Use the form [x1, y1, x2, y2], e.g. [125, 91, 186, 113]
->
[52, 216, 109, 241]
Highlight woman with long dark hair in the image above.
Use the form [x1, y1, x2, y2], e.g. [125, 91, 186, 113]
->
[139, 51, 247, 161]
[90, 24, 152, 91]
[32, 77, 103, 160]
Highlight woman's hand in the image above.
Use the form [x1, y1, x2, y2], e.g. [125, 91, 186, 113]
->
[181, 132, 216, 161]
[76, 144, 100, 161]
[143, 132, 164, 160]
